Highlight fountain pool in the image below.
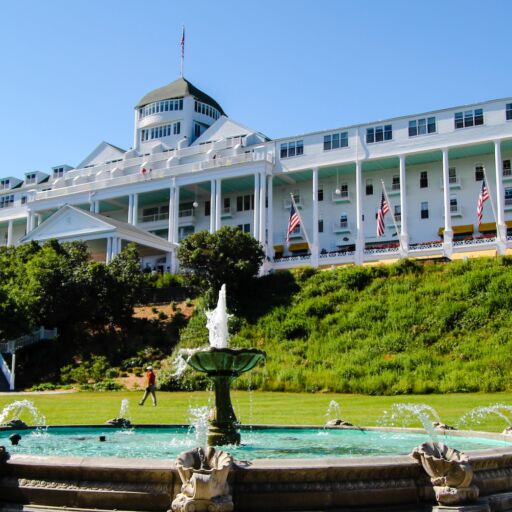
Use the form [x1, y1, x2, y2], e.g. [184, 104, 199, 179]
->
[1, 425, 510, 460]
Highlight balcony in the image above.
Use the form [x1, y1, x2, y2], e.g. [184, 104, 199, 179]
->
[450, 204, 463, 217]
[139, 212, 169, 223]
[388, 183, 401, 196]
[332, 220, 351, 234]
[503, 167, 512, 181]
[178, 209, 196, 225]
[440, 177, 462, 189]
[221, 206, 233, 219]
[505, 198, 512, 211]
[331, 190, 351, 203]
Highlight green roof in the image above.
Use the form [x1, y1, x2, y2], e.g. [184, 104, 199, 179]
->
[135, 77, 225, 115]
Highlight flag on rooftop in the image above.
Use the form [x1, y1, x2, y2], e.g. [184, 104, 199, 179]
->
[286, 203, 300, 242]
[376, 191, 389, 237]
[476, 179, 490, 226]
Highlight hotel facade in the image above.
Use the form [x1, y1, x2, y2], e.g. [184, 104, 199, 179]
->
[1, 77, 512, 272]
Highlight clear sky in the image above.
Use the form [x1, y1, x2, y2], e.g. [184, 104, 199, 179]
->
[1, 0, 511, 179]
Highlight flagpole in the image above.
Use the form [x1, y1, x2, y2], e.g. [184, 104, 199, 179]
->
[380, 180, 403, 252]
[180, 26, 185, 78]
[482, 167, 501, 243]
[289, 193, 312, 250]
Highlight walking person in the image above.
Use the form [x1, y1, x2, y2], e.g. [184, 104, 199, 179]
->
[139, 366, 157, 406]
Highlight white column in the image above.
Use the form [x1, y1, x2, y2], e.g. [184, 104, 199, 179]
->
[442, 148, 453, 257]
[355, 161, 364, 264]
[134, 110, 139, 151]
[494, 140, 507, 251]
[258, 172, 266, 244]
[266, 175, 274, 261]
[106, 237, 112, 264]
[132, 193, 138, 226]
[26, 211, 33, 233]
[36, 214, 42, 227]
[215, 178, 222, 231]
[311, 167, 319, 268]
[253, 173, 260, 239]
[93, 200, 100, 213]
[7, 220, 13, 247]
[90, 200, 95, 212]
[210, 180, 216, 233]
[128, 194, 133, 224]
[168, 183, 175, 243]
[173, 185, 180, 244]
[399, 155, 408, 257]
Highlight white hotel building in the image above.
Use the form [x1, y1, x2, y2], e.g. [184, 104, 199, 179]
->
[1, 77, 512, 272]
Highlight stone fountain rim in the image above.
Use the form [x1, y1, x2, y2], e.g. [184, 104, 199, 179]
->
[183, 347, 266, 355]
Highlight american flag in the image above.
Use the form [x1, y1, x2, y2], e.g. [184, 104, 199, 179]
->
[287, 203, 300, 241]
[180, 27, 185, 60]
[376, 191, 389, 237]
[476, 179, 490, 226]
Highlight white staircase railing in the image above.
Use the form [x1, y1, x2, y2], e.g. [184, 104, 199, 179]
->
[0, 327, 58, 391]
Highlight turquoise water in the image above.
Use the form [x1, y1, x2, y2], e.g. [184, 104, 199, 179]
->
[1, 427, 510, 460]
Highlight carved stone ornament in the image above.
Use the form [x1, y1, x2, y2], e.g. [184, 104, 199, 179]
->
[0, 446, 10, 464]
[170, 446, 234, 512]
[105, 418, 132, 428]
[411, 442, 479, 506]
[325, 419, 354, 427]
[1, 419, 28, 430]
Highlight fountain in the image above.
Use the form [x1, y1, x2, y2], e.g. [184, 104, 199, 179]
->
[182, 284, 266, 445]
[0, 400, 46, 430]
[105, 399, 132, 428]
[457, 404, 512, 434]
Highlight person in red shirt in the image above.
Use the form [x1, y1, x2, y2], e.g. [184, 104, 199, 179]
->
[139, 366, 157, 406]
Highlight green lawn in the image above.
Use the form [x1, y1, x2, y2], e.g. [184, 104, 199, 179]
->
[2, 391, 512, 432]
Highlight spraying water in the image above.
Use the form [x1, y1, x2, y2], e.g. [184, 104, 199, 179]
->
[325, 400, 342, 422]
[188, 406, 210, 446]
[119, 399, 131, 422]
[0, 400, 46, 427]
[206, 284, 230, 348]
[457, 404, 512, 431]
[381, 403, 442, 440]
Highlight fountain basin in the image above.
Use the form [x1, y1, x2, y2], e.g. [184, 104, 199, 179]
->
[2, 427, 512, 511]
[186, 347, 265, 377]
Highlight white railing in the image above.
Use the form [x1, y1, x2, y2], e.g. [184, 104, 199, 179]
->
[34, 152, 272, 202]
[0, 353, 11, 388]
[409, 241, 443, 251]
[333, 221, 350, 233]
[441, 177, 462, 188]
[178, 209, 194, 218]
[332, 190, 350, 201]
[453, 236, 497, 247]
[140, 212, 169, 223]
[391, 182, 400, 191]
[274, 254, 311, 263]
[364, 246, 400, 255]
[0, 327, 58, 354]
[505, 198, 512, 206]
[319, 250, 355, 259]
[221, 206, 233, 216]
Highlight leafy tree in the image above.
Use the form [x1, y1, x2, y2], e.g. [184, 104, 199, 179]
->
[177, 226, 264, 308]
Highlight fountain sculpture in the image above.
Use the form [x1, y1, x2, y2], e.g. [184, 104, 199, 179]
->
[182, 284, 266, 445]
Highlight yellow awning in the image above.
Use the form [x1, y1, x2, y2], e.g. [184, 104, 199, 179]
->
[273, 245, 284, 253]
[478, 222, 496, 233]
[289, 242, 309, 251]
[438, 224, 474, 236]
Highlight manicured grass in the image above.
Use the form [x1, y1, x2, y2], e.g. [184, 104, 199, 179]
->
[2, 391, 512, 432]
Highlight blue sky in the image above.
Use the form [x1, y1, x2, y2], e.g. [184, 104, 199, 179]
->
[1, 0, 511, 179]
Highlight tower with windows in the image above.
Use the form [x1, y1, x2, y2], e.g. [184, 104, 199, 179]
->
[134, 77, 225, 152]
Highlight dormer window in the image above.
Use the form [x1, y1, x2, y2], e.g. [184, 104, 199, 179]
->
[0, 179, 10, 190]
[366, 124, 392, 143]
[25, 173, 37, 185]
[53, 167, 64, 179]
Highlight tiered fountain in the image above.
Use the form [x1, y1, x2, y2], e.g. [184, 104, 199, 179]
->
[183, 284, 265, 445]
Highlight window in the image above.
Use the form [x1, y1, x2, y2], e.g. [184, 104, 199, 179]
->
[178, 225, 194, 241]
[194, 100, 220, 120]
[392, 175, 400, 191]
[366, 178, 373, 195]
[323, 132, 348, 151]
[409, 117, 436, 137]
[237, 224, 251, 233]
[223, 197, 231, 214]
[141, 121, 180, 142]
[204, 200, 210, 216]
[318, 219, 324, 233]
[0, 195, 14, 208]
[420, 171, 428, 188]
[53, 167, 64, 179]
[504, 160, 511, 177]
[21, 196, 27, 205]
[337, 183, 348, 198]
[475, 164, 484, 182]
[506, 103, 512, 121]
[0, 179, 10, 190]
[280, 140, 304, 158]
[318, 189, 323, 201]
[139, 98, 184, 119]
[394, 205, 401, 222]
[449, 167, 457, 184]
[236, 194, 254, 212]
[454, 108, 484, 129]
[366, 124, 392, 143]
[421, 202, 429, 219]
[339, 214, 348, 228]
[450, 194, 458, 213]
[25, 173, 36, 185]
[505, 188, 512, 206]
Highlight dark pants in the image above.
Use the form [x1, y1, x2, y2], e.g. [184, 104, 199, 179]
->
[139, 385, 157, 406]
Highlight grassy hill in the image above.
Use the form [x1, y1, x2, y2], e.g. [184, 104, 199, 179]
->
[173, 257, 512, 395]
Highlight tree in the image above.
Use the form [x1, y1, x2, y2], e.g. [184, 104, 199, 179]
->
[177, 226, 264, 308]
